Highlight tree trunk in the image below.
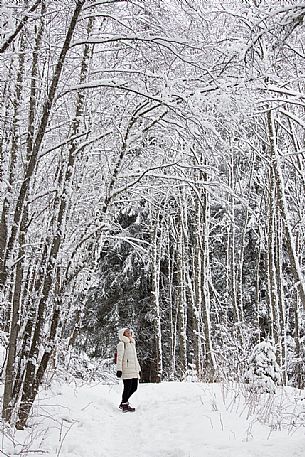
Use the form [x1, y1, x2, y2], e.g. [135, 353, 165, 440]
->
[167, 225, 176, 379]
[1, 0, 86, 290]
[176, 190, 188, 378]
[275, 209, 287, 384]
[266, 169, 279, 344]
[151, 210, 163, 383]
[2, 203, 27, 421]
[1, 0, 86, 427]
[200, 186, 216, 382]
[267, 110, 305, 310]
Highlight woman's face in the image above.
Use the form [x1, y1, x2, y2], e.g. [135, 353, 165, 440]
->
[123, 328, 131, 337]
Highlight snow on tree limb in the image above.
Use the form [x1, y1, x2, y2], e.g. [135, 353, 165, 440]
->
[0, 0, 43, 54]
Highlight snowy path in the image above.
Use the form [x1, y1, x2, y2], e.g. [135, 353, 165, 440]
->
[3, 381, 305, 457]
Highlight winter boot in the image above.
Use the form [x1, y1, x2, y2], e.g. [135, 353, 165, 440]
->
[121, 402, 135, 413]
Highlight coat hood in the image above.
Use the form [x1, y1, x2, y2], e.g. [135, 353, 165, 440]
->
[118, 327, 135, 343]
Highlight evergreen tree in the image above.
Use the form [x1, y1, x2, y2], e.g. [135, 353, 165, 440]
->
[245, 341, 281, 393]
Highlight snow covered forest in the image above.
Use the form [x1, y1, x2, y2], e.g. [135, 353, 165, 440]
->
[0, 0, 305, 433]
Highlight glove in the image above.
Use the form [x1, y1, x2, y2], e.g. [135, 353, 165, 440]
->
[116, 370, 122, 378]
[139, 372, 141, 378]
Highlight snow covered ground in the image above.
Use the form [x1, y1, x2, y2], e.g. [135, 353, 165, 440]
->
[1, 380, 305, 457]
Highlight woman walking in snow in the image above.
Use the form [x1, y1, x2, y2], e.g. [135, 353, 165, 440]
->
[116, 327, 141, 413]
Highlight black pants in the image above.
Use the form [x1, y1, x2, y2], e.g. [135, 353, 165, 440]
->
[122, 378, 138, 403]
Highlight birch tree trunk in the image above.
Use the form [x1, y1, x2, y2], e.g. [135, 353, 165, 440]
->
[1, 0, 86, 427]
[176, 189, 188, 378]
[266, 169, 279, 344]
[15, 6, 89, 428]
[275, 210, 287, 384]
[191, 196, 204, 379]
[151, 209, 163, 383]
[2, 29, 27, 421]
[294, 295, 304, 389]
[168, 215, 178, 379]
[227, 151, 244, 346]
[267, 110, 305, 310]
[0, 0, 86, 291]
[0, 28, 25, 322]
[200, 185, 216, 382]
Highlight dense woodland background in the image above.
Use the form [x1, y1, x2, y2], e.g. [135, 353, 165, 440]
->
[0, 0, 305, 428]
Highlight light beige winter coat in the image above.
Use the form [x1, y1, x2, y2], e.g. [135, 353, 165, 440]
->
[116, 328, 141, 380]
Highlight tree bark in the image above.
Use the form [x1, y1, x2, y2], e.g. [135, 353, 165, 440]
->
[200, 186, 216, 382]
[1, 0, 86, 427]
[176, 189, 188, 379]
[1, 0, 86, 290]
[151, 209, 163, 383]
[0, 0, 42, 54]
[267, 110, 305, 310]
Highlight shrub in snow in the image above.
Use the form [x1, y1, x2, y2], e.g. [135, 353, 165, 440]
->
[58, 349, 116, 383]
[244, 341, 281, 393]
